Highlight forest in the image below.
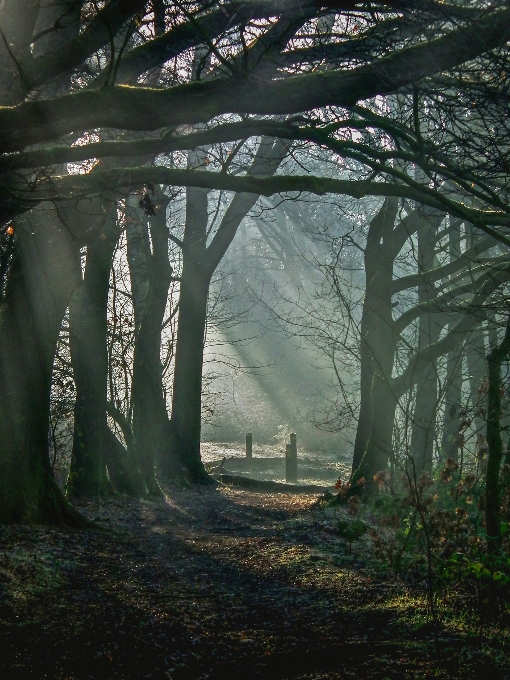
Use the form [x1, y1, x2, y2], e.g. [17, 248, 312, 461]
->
[1, 1, 510, 678]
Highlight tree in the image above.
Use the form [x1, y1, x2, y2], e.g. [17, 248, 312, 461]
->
[167, 137, 292, 482]
[2, 0, 510, 523]
[66, 197, 151, 498]
[486, 314, 510, 553]
[127, 188, 174, 493]
[0, 200, 105, 524]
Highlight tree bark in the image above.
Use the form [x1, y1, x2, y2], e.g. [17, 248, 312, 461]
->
[466, 328, 487, 431]
[352, 198, 398, 481]
[464, 224, 488, 433]
[0, 0, 41, 104]
[67, 203, 146, 499]
[362, 374, 398, 483]
[170, 265, 211, 482]
[169, 177, 211, 482]
[441, 342, 464, 462]
[67, 209, 118, 498]
[129, 193, 174, 493]
[169, 138, 291, 482]
[0, 206, 98, 524]
[441, 221, 463, 462]
[485, 315, 510, 553]
[410, 212, 441, 473]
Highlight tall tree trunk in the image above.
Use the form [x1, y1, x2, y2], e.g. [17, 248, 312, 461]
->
[129, 193, 173, 493]
[411, 351, 440, 473]
[0, 0, 44, 104]
[441, 342, 464, 462]
[169, 139, 290, 482]
[170, 266, 211, 482]
[352, 198, 398, 481]
[67, 211, 117, 498]
[353, 203, 447, 484]
[169, 180, 211, 482]
[465, 224, 487, 433]
[0, 3, 99, 523]
[104, 400, 144, 494]
[0, 208, 94, 524]
[126, 196, 152, 333]
[466, 328, 487, 431]
[410, 213, 441, 473]
[485, 315, 510, 553]
[362, 374, 398, 482]
[441, 221, 463, 462]
[352, 309, 377, 475]
[68, 206, 145, 497]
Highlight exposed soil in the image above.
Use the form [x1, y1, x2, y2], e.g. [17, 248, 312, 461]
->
[0, 451, 509, 679]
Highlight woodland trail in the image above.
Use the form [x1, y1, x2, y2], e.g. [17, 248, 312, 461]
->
[0, 485, 507, 679]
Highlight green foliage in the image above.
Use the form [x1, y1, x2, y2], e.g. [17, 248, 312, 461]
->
[335, 518, 367, 552]
[443, 551, 510, 606]
[364, 459, 510, 619]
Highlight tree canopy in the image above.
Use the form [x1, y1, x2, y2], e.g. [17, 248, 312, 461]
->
[1, 0, 510, 232]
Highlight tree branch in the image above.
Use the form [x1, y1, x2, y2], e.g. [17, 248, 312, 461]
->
[3, 6, 509, 153]
[0, 118, 305, 171]
[26, 0, 148, 89]
[392, 235, 496, 294]
[5, 167, 510, 237]
[392, 260, 510, 398]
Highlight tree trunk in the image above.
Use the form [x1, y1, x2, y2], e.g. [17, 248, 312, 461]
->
[352, 308, 378, 474]
[126, 196, 152, 333]
[410, 214, 441, 473]
[169, 139, 290, 483]
[67, 211, 118, 498]
[361, 374, 398, 484]
[105, 398, 146, 493]
[441, 342, 464, 462]
[129, 195, 173, 492]
[440, 220, 463, 461]
[170, 270, 211, 481]
[352, 198, 398, 481]
[170, 243, 211, 482]
[0, 208, 92, 525]
[464, 223, 487, 433]
[166, 45, 213, 483]
[0, 0, 41, 104]
[485, 315, 510, 553]
[466, 328, 487, 431]
[0, 4, 105, 521]
[411, 350, 440, 473]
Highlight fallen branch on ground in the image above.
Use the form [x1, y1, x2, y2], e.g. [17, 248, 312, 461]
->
[213, 474, 329, 494]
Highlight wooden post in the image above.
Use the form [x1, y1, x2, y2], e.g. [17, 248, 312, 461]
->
[286, 434, 297, 483]
[246, 433, 252, 459]
[290, 433, 298, 482]
[290, 432, 297, 459]
[285, 444, 292, 482]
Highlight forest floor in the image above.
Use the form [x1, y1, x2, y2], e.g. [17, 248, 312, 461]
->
[1, 445, 509, 679]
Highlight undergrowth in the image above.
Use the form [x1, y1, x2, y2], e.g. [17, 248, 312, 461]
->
[322, 457, 510, 629]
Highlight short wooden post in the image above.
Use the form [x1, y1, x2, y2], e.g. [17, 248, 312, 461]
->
[286, 435, 297, 483]
[290, 432, 297, 460]
[246, 433, 252, 459]
[290, 433, 298, 482]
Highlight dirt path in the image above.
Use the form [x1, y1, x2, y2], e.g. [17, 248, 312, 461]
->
[0, 485, 506, 679]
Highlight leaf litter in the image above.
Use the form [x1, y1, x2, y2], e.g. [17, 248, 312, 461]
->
[0, 485, 508, 679]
